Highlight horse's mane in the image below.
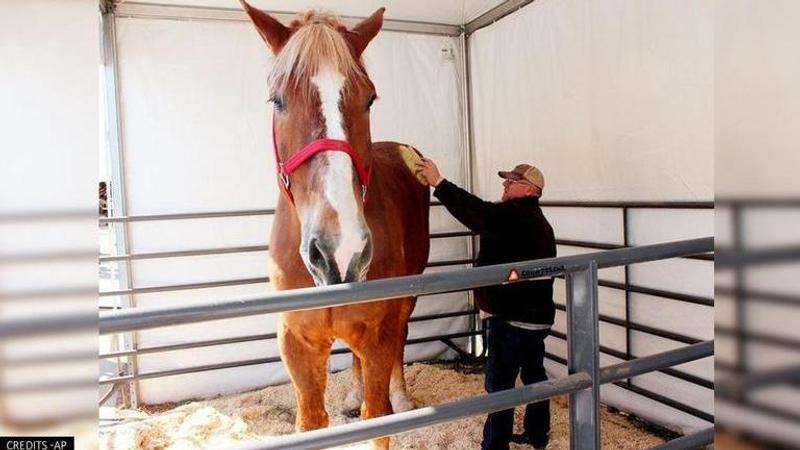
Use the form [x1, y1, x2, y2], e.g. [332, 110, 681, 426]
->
[269, 11, 369, 96]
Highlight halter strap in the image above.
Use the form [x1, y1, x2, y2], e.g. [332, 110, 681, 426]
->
[272, 115, 371, 205]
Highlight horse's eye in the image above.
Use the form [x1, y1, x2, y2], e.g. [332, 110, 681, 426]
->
[366, 94, 377, 111]
[270, 95, 286, 112]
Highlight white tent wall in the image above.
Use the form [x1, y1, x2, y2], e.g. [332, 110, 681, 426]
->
[469, 0, 713, 203]
[468, 0, 713, 435]
[112, 16, 468, 403]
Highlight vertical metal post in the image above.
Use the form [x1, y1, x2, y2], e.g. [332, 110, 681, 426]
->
[566, 261, 600, 450]
[458, 30, 480, 357]
[622, 207, 632, 387]
[102, 10, 140, 408]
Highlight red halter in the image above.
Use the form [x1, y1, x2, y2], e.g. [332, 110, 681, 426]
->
[272, 115, 371, 205]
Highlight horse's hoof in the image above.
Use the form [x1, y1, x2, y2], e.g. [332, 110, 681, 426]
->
[391, 396, 416, 413]
[342, 407, 361, 418]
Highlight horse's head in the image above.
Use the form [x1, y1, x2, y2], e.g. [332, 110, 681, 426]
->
[241, 1, 383, 286]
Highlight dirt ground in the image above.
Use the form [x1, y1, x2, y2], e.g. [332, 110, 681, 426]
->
[99, 362, 668, 449]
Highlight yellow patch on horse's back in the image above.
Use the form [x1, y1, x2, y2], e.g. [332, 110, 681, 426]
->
[398, 144, 428, 185]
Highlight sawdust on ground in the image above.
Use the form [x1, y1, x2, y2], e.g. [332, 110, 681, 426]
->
[100, 363, 666, 449]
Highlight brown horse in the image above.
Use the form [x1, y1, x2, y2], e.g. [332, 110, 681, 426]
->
[240, 2, 430, 448]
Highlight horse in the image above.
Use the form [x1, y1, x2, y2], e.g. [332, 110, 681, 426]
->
[240, 2, 430, 448]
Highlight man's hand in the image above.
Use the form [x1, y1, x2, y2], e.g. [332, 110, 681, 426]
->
[415, 157, 444, 187]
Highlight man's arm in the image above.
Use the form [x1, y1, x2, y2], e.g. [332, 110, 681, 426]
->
[416, 157, 496, 233]
[433, 179, 496, 233]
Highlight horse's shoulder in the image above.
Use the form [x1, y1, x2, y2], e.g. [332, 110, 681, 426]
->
[370, 141, 428, 185]
[371, 141, 403, 151]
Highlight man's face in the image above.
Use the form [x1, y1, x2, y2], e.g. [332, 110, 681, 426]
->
[502, 178, 535, 201]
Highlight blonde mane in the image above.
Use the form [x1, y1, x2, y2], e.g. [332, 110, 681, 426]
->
[268, 11, 369, 95]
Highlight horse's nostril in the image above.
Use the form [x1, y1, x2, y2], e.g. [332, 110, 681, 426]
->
[308, 237, 324, 266]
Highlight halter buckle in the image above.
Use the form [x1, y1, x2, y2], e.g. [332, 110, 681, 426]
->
[279, 163, 291, 189]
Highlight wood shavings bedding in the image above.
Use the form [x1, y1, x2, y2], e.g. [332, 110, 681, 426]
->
[100, 363, 666, 449]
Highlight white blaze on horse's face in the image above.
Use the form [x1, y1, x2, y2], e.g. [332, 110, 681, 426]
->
[301, 65, 372, 285]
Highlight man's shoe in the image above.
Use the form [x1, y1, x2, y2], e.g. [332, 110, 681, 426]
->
[510, 433, 548, 449]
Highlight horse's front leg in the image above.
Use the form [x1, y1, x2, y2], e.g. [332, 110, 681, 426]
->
[278, 318, 332, 431]
[343, 353, 364, 417]
[390, 296, 416, 413]
[349, 324, 395, 450]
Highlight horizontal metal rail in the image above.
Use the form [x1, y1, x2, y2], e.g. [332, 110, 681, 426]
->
[556, 239, 713, 261]
[717, 395, 800, 425]
[715, 197, 800, 207]
[99, 208, 275, 224]
[98, 258, 474, 296]
[99, 238, 712, 334]
[99, 245, 270, 262]
[99, 202, 441, 224]
[98, 200, 710, 225]
[113, 2, 464, 37]
[715, 325, 800, 351]
[556, 276, 714, 307]
[225, 341, 711, 450]
[554, 304, 703, 345]
[99, 276, 269, 297]
[1, 285, 97, 302]
[97, 230, 471, 263]
[5, 350, 99, 366]
[716, 363, 800, 397]
[608, 281, 714, 307]
[98, 310, 477, 359]
[0, 312, 97, 339]
[651, 428, 714, 450]
[548, 330, 712, 390]
[540, 201, 714, 209]
[715, 245, 800, 267]
[0, 250, 99, 263]
[545, 350, 714, 423]
[0, 209, 95, 223]
[96, 236, 711, 265]
[616, 382, 713, 423]
[3, 377, 97, 395]
[599, 341, 712, 384]
[714, 285, 800, 307]
[99, 331, 479, 386]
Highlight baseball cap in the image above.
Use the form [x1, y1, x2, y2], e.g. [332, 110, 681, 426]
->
[498, 164, 545, 190]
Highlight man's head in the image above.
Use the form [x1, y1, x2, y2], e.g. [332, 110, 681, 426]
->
[499, 164, 544, 201]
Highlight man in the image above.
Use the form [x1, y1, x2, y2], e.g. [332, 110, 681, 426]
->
[416, 158, 556, 450]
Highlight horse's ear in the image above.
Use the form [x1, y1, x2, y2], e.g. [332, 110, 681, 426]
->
[239, 0, 290, 54]
[346, 7, 385, 57]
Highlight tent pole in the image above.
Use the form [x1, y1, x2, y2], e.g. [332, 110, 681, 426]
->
[102, 9, 140, 409]
[464, 0, 537, 35]
[458, 31, 481, 358]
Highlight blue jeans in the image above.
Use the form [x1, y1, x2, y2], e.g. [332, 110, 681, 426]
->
[481, 317, 550, 450]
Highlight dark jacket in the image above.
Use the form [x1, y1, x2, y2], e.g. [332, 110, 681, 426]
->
[433, 179, 556, 325]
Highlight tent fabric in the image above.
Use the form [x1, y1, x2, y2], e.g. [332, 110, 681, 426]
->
[114, 16, 468, 403]
[469, 0, 713, 203]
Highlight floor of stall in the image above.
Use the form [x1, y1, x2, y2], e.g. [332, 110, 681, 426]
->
[99, 360, 676, 449]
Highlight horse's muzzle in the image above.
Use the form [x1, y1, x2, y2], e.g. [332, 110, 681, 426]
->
[303, 233, 372, 285]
